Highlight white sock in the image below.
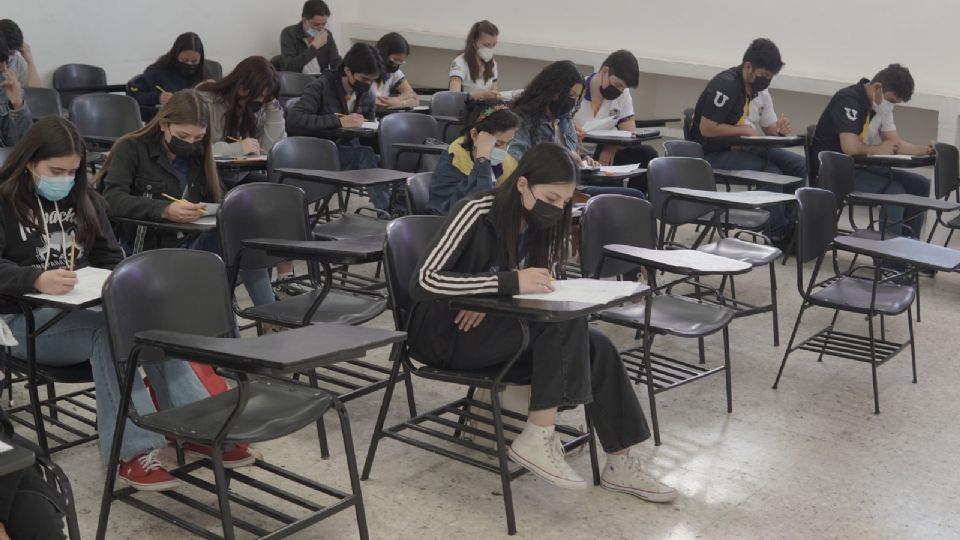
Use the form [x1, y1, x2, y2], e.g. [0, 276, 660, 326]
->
[520, 422, 554, 439]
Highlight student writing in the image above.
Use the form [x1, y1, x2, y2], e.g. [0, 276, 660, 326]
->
[448, 20, 500, 100]
[126, 32, 214, 121]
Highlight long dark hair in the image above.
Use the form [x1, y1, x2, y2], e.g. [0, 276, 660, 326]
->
[511, 60, 583, 120]
[94, 90, 220, 201]
[376, 32, 410, 68]
[0, 117, 101, 249]
[152, 32, 207, 85]
[491, 142, 578, 272]
[461, 20, 498, 84]
[460, 101, 520, 152]
[196, 56, 279, 138]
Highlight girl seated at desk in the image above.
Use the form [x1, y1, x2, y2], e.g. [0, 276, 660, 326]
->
[373, 32, 418, 109]
[286, 43, 390, 209]
[428, 102, 519, 214]
[98, 90, 275, 308]
[411, 142, 676, 502]
[196, 56, 286, 185]
[0, 117, 252, 491]
[448, 20, 500, 100]
[126, 32, 215, 122]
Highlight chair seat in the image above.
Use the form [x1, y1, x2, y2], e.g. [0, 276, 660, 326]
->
[699, 237, 782, 265]
[4, 357, 93, 384]
[138, 378, 332, 444]
[697, 208, 770, 230]
[242, 290, 387, 326]
[313, 214, 389, 242]
[414, 363, 532, 386]
[849, 228, 884, 240]
[597, 295, 735, 337]
[810, 276, 915, 315]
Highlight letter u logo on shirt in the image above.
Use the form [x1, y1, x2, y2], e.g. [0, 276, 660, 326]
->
[714, 91, 730, 108]
[844, 107, 858, 121]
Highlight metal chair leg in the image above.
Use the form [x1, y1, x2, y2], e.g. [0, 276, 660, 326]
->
[453, 386, 477, 440]
[46, 381, 59, 421]
[818, 310, 840, 363]
[723, 327, 732, 413]
[584, 410, 601, 486]
[769, 263, 780, 346]
[907, 306, 917, 384]
[307, 370, 330, 459]
[868, 315, 880, 414]
[210, 450, 236, 540]
[361, 344, 404, 480]
[773, 304, 810, 389]
[490, 387, 517, 535]
[335, 399, 370, 540]
[640, 313, 661, 445]
[402, 366, 417, 418]
[698, 338, 706, 365]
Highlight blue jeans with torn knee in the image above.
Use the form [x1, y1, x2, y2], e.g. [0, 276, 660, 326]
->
[853, 165, 931, 237]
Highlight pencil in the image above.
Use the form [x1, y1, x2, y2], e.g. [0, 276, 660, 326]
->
[155, 85, 166, 93]
[69, 233, 76, 271]
[226, 136, 241, 143]
[161, 193, 181, 203]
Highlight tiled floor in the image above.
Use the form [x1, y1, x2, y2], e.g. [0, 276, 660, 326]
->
[8, 149, 960, 539]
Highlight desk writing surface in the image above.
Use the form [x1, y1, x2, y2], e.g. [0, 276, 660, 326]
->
[603, 245, 752, 274]
[662, 187, 796, 207]
[451, 281, 650, 322]
[25, 267, 110, 306]
[834, 236, 960, 272]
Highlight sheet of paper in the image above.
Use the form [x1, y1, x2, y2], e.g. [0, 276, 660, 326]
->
[214, 154, 267, 162]
[870, 154, 914, 160]
[743, 135, 800, 140]
[664, 187, 796, 205]
[194, 216, 217, 227]
[586, 129, 633, 139]
[361, 121, 380, 130]
[201, 203, 219, 217]
[582, 116, 618, 133]
[599, 164, 643, 174]
[411, 105, 430, 112]
[25, 267, 111, 305]
[0, 440, 11, 453]
[514, 278, 643, 304]
[604, 245, 752, 273]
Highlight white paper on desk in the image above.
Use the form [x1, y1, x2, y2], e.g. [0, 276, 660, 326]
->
[870, 154, 914, 160]
[742, 135, 799, 140]
[604, 246, 752, 273]
[25, 267, 111, 305]
[194, 216, 217, 226]
[214, 154, 267, 162]
[0, 440, 11, 453]
[599, 164, 643, 174]
[361, 121, 380, 130]
[586, 129, 633, 139]
[201, 203, 219, 217]
[411, 105, 430, 112]
[582, 116, 617, 133]
[514, 278, 643, 304]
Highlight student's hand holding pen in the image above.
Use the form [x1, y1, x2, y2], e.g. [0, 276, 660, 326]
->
[517, 267, 555, 294]
[774, 113, 792, 135]
[34, 270, 77, 295]
[337, 113, 366, 128]
[160, 194, 206, 223]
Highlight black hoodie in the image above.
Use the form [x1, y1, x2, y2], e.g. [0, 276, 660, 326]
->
[0, 194, 123, 313]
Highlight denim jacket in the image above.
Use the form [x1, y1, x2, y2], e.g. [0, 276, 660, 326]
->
[0, 93, 32, 148]
[507, 113, 578, 161]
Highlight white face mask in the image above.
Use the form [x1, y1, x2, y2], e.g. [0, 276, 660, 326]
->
[877, 98, 895, 116]
[477, 47, 495, 63]
[490, 147, 508, 166]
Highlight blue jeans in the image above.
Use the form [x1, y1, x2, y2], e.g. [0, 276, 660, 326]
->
[190, 232, 275, 307]
[9, 308, 210, 463]
[854, 165, 931, 238]
[704, 148, 806, 238]
[339, 145, 389, 211]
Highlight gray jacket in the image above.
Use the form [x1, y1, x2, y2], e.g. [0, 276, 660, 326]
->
[197, 90, 286, 156]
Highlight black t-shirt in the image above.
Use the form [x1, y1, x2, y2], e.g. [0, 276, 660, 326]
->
[810, 78, 873, 178]
[691, 66, 751, 153]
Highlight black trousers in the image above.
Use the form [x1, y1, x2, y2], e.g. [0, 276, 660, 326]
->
[594, 144, 660, 192]
[0, 468, 66, 540]
[409, 302, 651, 452]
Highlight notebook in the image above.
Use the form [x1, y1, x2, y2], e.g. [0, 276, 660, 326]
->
[514, 278, 643, 304]
[586, 129, 633, 139]
[361, 121, 380, 130]
[582, 116, 618, 133]
[871, 154, 914, 161]
[599, 163, 643, 174]
[25, 267, 111, 305]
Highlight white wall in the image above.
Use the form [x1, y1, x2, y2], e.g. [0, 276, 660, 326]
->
[355, 0, 960, 99]
[15, 0, 359, 85]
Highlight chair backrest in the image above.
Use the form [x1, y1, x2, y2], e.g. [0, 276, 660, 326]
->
[102, 249, 236, 371]
[69, 94, 143, 138]
[804, 124, 817, 186]
[663, 140, 704, 158]
[579, 195, 657, 279]
[204, 59, 224, 80]
[384, 216, 445, 328]
[379, 113, 440, 172]
[282, 96, 301, 115]
[933, 142, 960, 200]
[52, 64, 107, 109]
[816, 151, 855, 204]
[278, 71, 314, 97]
[646, 156, 717, 226]
[268, 136, 340, 203]
[795, 187, 837, 266]
[218, 183, 309, 272]
[682, 107, 695, 140]
[406, 172, 433, 215]
[23, 87, 64, 120]
[430, 91, 467, 118]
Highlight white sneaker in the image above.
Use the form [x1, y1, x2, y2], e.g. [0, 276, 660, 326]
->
[507, 423, 587, 490]
[600, 453, 677, 503]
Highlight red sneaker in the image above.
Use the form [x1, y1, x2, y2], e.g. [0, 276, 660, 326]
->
[118, 451, 181, 491]
[183, 442, 256, 469]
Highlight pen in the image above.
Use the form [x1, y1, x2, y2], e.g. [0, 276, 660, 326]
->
[161, 193, 181, 203]
[155, 85, 166, 93]
[69, 233, 76, 271]
[226, 136, 241, 143]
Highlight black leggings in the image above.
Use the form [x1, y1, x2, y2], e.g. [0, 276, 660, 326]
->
[410, 303, 651, 453]
[0, 468, 66, 540]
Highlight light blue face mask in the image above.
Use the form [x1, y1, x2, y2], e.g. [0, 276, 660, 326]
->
[36, 176, 75, 201]
[490, 147, 508, 166]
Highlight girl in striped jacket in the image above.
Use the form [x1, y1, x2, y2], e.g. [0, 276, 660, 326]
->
[408, 142, 676, 502]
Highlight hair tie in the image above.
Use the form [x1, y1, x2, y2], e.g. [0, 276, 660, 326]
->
[477, 104, 509, 122]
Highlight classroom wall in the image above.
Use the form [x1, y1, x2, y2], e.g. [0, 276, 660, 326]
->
[12, 0, 359, 85]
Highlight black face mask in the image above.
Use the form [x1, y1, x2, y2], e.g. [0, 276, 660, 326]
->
[176, 62, 200, 77]
[386, 61, 401, 74]
[751, 75, 772, 94]
[246, 100, 264, 115]
[600, 73, 623, 100]
[550, 95, 577, 118]
[352, 79, 372, 95]
[167, 135, 203, 158]
[524, 194, 564, 230]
